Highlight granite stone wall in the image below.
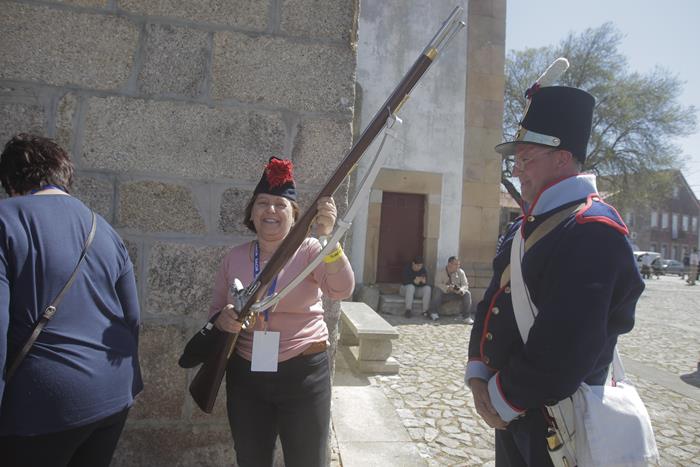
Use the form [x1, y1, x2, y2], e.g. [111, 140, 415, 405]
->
[0, 0, 357, 464]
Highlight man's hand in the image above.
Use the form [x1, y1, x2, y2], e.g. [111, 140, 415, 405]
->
[470, 379, 507, 430]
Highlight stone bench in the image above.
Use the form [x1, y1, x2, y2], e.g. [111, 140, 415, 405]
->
[339, 301, 399, 375]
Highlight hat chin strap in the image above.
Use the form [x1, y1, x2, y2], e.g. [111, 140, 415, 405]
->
[515, 127, 561, 147]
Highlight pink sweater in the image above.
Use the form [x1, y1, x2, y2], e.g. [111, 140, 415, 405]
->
[208, 237, 355, 362]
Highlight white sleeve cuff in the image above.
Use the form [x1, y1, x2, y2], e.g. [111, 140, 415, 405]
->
[465, 360, 494, 385]
[487, 373, 525, 423]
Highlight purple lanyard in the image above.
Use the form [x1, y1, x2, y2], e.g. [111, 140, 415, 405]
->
[253, 242, 278, 322]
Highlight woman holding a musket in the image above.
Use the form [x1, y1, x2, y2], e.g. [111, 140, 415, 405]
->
[209, 157, 354, 467]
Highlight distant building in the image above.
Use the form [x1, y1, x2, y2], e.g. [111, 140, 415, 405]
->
[618, 170, 700, 259]
[497, 170, 700, 261]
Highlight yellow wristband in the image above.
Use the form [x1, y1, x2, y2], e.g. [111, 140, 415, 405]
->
[323, 244, 344, 263]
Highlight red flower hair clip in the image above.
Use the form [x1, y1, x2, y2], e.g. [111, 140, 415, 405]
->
[265, 157, 294, 188]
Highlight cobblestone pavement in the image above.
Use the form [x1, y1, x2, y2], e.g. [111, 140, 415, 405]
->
[368, 275, 700, 466]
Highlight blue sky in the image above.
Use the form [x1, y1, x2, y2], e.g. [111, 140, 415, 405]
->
[506, 0, 700, 197]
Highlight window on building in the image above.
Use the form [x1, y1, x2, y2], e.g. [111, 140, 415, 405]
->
[682, 246, 689, 259]
[672, 213, 679, 239]
[661, 243, 668, 258]
[693, 216, 698, 233]
[661, 212, 669, 229]
[624, 210, 635, 227]
[682, 215, 689, 231]
[650, 242, 657, 252]
[650, 210, 658, 228]
[672, 245, 679, 260]
[673, 186, 680, 198]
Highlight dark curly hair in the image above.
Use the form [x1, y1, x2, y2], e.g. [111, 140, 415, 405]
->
[0, 133, 74, 196]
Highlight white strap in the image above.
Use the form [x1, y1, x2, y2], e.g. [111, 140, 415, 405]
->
[509, 229, 537, 344]
[510, 223, 626, 384]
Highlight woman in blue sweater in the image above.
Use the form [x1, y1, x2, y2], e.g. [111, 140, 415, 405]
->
[0, 134, 142, 466]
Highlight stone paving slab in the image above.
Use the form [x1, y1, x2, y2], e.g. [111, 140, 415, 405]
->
[358, 275, 700, 466]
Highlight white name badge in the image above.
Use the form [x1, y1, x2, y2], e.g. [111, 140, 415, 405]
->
[251, 331, 280, 372]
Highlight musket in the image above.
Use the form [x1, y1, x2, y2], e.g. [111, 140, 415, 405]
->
[189, 6, 465, 413]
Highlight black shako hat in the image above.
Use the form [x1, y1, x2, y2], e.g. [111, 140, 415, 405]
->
[253, 156, 297, 201]
[495, 86, 595, 162]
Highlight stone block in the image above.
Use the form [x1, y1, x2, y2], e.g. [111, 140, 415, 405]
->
[72, 173, 115, 221]
[469, 0, 507, 19]
[212, 32, 355, 113]
[112, 424, 234, 467]
[466, 98, 504, 130]
[378, 294, 424, 316]
[348, 347, 399, 374]
[138, 23, 209, 98]
[339, 320, 359, 346]
[0, 89, 46, 145]
[219, 187, 252, 234]
[460, 206, 483, 241]
[292, 118, 353, 185]
[146, 242, 228, 316]
[123, 238, 139, 283]
[467, 14, 506, 46]
[81, 96, 286, 179]
[468, 69, 506, 99]
[119, 0, 268, 31]
[358, 338, 392, 361]
[462, 182, 500, 209]
[118, 181, 206, 234]
[353, 284, 380, 311]
[56, 0, 107, 6]
[280, 0, 356, 42]
[56, 93, 78, 155]
[438, 299, 462, 316]
[0, 3, 138, 89]
[130, 324, 187, 420]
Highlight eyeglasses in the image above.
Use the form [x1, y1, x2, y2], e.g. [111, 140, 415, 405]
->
[512, 148, 558, 171]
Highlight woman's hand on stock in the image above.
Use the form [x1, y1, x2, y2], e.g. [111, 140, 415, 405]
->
[214, 304, 242, 333]
[315, 196, 337, 237]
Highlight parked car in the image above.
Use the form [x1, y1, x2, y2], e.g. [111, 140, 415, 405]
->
[660, 259, 685, 276]
[633, 251, 661, 271]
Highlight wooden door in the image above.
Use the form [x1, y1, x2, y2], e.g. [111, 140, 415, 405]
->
[376, 192, 425, 283]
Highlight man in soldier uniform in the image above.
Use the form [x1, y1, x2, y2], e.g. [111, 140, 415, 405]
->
[464, 86, 644, 466]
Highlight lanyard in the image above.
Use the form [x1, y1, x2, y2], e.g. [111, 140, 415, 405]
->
[253, 242, 278, 322]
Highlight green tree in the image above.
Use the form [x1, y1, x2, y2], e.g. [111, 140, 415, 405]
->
[502, 23, 697, 210]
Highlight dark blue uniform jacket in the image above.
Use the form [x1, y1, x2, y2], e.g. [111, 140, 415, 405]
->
[466, 175, 644, 422]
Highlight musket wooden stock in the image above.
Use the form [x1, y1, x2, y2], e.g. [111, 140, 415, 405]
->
[189, 8, 463, 413]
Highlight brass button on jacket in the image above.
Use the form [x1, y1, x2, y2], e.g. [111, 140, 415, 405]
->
[492, 306, 500, 315]
[527, 215, 535, 222]
[484, 356, 490, 365]
[504, 286, 511, 294]
[486, 332, 493, 341]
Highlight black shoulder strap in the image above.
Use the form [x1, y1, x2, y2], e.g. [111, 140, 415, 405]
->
[5, 211, 97, 381]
